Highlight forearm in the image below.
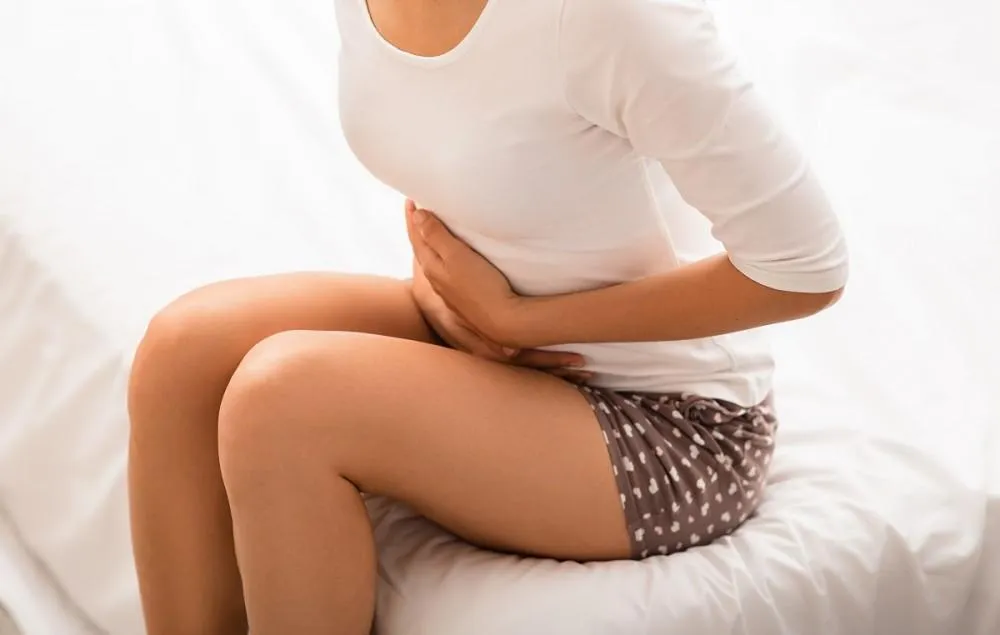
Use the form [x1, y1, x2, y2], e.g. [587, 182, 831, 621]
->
[503, 254, 843, 349]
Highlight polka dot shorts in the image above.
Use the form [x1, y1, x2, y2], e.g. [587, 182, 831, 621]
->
[578, 386, 777, 559]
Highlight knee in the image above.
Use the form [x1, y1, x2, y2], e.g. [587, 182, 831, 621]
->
[130, 289, 225, 394]
[127, 288, 249, 438]
[217, 331, 354, 490]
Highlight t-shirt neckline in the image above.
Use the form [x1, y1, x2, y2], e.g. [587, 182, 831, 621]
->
[358, 0, 496, 68]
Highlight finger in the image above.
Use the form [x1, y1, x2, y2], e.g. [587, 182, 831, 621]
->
[404, 203, 423, 251]
[449, 318, 516, 361]
[445, 322, 511, 361]
[463, 338, 513, 362]
[432, 329, 467, 352]
[431, 321, 482, 355]
[406, 207, 442, 270]
[547, 369, 595, 383]
[513, 349, 587, 370]
[411, 208, 458, 261]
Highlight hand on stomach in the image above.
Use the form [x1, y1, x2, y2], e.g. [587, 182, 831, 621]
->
[411, 261, 592, 384]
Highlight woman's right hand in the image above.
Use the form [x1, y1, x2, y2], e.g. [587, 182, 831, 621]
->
[411, 261, 592, 383]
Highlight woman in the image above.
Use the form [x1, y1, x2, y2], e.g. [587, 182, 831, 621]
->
[126, 0, 847, 632]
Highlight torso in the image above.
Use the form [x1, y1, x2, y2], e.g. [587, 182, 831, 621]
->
[333, 0, 775, 405]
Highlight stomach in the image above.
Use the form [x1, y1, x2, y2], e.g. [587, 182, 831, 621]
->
[460, 229, 680, 298]
[454, 228, 775, 406]
[551, 335, 775, 407]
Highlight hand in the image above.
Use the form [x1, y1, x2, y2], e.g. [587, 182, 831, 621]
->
[405, 200, 521, 346]
[408, 220, 592, 383]
[411, 260, 592, 383]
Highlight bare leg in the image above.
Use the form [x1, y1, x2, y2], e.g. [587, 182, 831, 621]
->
[127, 274, 433, 635]
[217, 330, 631, 635]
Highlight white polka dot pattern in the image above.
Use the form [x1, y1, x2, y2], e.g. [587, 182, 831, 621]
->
[578, 387, 777, 559]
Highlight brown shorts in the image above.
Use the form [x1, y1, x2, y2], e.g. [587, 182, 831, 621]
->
[578, 386, 778, 559]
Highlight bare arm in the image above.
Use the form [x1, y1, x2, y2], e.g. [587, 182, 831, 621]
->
[501, 253, 841, 349]
[409, 0, 849, 349]
[408, 207, 841, 350]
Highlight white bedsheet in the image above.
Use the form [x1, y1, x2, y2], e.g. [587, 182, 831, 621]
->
[0, 0, 998, 634]
[0, 513, 99, 635]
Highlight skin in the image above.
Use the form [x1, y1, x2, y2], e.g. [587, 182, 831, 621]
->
[405, 202, 842, 350]
[128, 272, 621, 635]
[411, 258, 593, 383]
[127, 1, 844, 633]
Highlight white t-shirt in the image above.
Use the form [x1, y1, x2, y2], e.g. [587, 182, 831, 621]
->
[334, 0, 848, 406]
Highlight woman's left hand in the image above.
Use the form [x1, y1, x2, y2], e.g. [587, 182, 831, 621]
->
[405, 200, 523, 346]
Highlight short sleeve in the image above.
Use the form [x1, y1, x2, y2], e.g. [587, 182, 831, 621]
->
[558, 0, 848, 293]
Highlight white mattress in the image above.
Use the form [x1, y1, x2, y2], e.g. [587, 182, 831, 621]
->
[1, 0, 998, 634]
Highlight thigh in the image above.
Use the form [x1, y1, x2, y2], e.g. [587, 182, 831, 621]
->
[160, 272, 433, 347]
[131, 273, 433, 403]
[231, 331, 631, 561]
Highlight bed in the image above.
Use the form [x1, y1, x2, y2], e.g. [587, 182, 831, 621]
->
[1, 0, 998, 633]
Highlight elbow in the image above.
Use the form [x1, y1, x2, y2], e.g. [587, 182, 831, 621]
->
[784, 263, 848, 317]
[798, 283, 845, 315]
[731, 241, 849, 317]
[795, 237, 849, 314]
[731, 262, 848, 320]
[729, 255, 849, 317]
[807, 254, 849, 314]
[757, 282, 844, 325]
